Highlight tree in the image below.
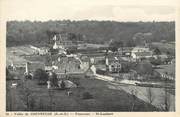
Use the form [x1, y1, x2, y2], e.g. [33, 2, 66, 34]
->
[135, 62, 153, 75]
[153, 48, 161, 55]
[60, 80, 66, 89]
[125, 40, 136, 47]
[149, 57, 162, 68]
[33, 69, 48, 85]
[132, 33, 145, 46]
[109, 40, 124, 52]
[7, 21, 175, 47]
[82, 92, 93, 99]
[121, 62, 130, 73]
[132, 32, 153, 47]
[49, 48, 59, 55]
[49, 72, 58, 87]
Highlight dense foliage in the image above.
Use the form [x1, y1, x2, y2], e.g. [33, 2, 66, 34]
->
[33, 69, 48, 85]
[7, 20, 175, 47]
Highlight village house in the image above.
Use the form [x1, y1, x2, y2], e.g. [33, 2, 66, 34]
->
[131, 47, 152, 61]
[30, 45, 49, 55]
[108, 61, 122, 73]
[118, 47, 133, 56]
[52, 33, 78, 50]
[79, 55, 90, 70]
[131, 51, 153, 60]
[131, 46, 151, 53]
[39, 47, 49, 55]
[44, 53, 67, 71]
[45, 54, 83, 78]
[105, 54, 128, 73]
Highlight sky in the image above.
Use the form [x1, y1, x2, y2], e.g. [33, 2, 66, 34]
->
[1, 0, 177, 22]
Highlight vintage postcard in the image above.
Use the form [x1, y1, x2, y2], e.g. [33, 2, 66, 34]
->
[0, 0, 179, 116]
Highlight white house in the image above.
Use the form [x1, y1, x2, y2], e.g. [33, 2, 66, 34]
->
[131, 47, 150, 53]
[131, 47, 152, 60]
[131, 52, 153, 60]
[39, 47, 49, 55]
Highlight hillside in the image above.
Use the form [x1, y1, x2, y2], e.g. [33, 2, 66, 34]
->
[7, 20, 175, 47]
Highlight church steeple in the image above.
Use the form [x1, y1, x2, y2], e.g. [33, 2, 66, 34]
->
[53, 41, 58, 49]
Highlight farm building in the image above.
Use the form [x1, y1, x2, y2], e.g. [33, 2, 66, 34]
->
[131, 51, 153, 60]
[131, 47, 151, 53]
[118, 47, 133, 56]
[38, 47, 49, 55]
[105, 55, 129, 73]
[131, 46, 152, 61]
[44, 53, 83, 78]
[44, 53, 67, 71]
[30, 45, 49, 55]
[53, 56, 81, 73]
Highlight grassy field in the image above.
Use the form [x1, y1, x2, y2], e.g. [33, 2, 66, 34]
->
[108, 82, 175, 111]
[6, 74, 158, 111]
[156, 64, 175, 76]
[6, 45, 34, 65]
[151, 42, 175, 55]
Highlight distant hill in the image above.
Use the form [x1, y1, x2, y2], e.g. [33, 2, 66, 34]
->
[6, 20, 175, 47]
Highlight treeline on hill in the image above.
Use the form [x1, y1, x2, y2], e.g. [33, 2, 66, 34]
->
[6, 20, 175, 47]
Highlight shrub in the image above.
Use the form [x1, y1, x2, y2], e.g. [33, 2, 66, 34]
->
[33, 69, 48, 85]
[82, 92, 93, 99]
[60, 80, 66, 89]
[49, 72, 58, 87]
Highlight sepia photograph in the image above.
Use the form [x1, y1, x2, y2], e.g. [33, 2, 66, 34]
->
[3, 0, 176, 112]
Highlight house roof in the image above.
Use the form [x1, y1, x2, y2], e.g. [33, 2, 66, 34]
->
[132, 47, 150, 52]
[118, 47, 133, 51]
[51, 53, 66, 60]
[53, 57, 82, 73]
[107, 56, 126, 64]
[44, 54, 67, 66]
[134, 52, 152, 57]
[159, 54, 168, 58]
[39, 47, 49, 50]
